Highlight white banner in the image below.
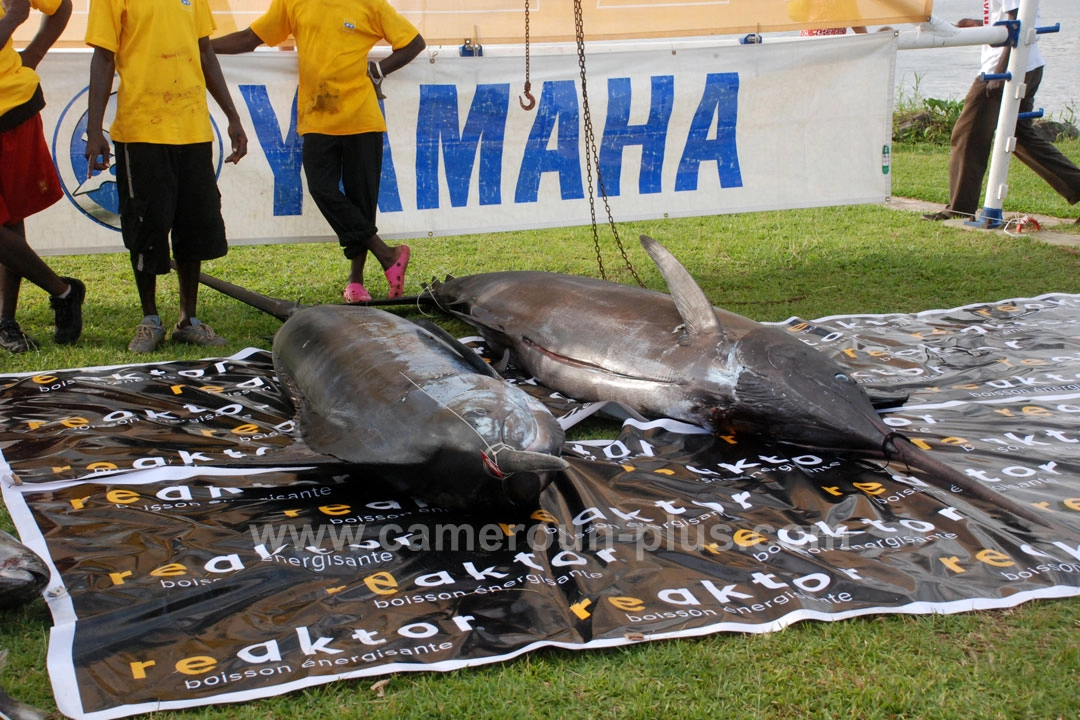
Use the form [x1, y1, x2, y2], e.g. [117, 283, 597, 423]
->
[31, 34, 896, 255]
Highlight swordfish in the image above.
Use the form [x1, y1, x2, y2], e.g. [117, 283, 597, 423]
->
[424, 235, 1051, 527]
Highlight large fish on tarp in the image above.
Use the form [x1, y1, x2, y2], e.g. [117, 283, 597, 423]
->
[0, 529, 48, 608]
[423, 235, 1053, 528]
[271, 305, 567, 512]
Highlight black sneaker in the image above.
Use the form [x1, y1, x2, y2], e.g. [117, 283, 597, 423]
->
[0, 318, 38, 354]
[50, 277, 85, 345]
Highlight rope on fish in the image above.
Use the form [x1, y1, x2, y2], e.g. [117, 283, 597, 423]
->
[397, 371, 516, 477]
[881, 431, 905, 462]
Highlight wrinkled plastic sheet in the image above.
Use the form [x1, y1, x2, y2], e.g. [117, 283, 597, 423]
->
[3, 295, 1080, 720]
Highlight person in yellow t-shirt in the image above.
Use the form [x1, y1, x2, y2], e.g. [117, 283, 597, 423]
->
[0, 0, 86, 354]
[213, 0, 424, 302]
[84, 0, 248, 353]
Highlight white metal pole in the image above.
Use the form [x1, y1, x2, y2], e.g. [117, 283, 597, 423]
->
[971, 0, 1039, 228]
[896, 15, 1010, 50]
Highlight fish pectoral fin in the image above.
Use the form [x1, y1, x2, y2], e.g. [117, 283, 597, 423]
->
[465, 306, 507, 334]
[492, 348, 511, 374]
[413, 319, 500, 379]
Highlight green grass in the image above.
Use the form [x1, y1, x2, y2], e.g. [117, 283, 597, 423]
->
[892, 138, 1080, 219]
[2, 141, 1080, 719]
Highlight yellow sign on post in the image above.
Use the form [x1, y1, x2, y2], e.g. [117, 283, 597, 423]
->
[18, 0, 932, 48]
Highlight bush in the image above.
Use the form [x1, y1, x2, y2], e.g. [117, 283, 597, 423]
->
[893, 96, 964, 146]
[893, 91, 1080, 148]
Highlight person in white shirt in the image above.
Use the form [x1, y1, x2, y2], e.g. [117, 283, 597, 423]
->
[923, 0, 1080, 222]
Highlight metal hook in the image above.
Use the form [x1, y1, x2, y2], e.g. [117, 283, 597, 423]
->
[519, 82, 535, 111]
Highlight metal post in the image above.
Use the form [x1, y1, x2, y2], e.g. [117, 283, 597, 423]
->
[969, 0, 1039, 229]
[896, 15, 1010, 50]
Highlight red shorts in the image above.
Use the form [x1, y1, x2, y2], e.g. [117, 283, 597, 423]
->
[0, 113, 63, 226]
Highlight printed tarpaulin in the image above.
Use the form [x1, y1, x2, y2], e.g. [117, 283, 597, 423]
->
[3, 294, 1080, 720]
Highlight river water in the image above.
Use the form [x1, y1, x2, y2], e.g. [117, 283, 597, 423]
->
[894, 0, 1080, 118]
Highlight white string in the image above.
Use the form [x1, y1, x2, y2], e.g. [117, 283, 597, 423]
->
[396, 371, 508, 469]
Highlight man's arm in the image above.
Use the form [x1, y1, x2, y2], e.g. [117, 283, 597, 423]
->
[0, 0, 30, 49]
[199, 35, 248, 164]
[85, 46, 115, 175]
[210, 26, 264, 55]
[370, 33, 425, 78]
[17, 0, 71, 69]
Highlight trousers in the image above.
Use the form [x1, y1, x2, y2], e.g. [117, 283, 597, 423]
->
[946, 65, 1080, 217]
[302, 132, 384, 259]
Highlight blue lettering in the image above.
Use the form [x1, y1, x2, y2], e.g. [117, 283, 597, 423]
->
[675, 72, 742, 191]
[515, 80, 583, 203]
[378, 98, 403, 213]
[415, 84, 509, 209]
[239, 85, 303, 215]
[599, 76, 673, 196]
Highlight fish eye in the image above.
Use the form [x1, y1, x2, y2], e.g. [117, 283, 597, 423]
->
[834, 372, 853, 384]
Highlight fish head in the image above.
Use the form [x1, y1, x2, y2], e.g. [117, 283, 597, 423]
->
[713, 327, 1056, 529]
[0, 530, 49, 608]
[719, 326, 891, 453]
[636, 235, 887, 450]
[433, 379, 568, 511]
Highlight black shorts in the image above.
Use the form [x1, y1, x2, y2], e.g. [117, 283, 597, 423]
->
[114, 141, 228, 275]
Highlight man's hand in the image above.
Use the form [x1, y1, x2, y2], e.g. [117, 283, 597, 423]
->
[84, 131, 112, 176]
[224, 120, 247, 164]
[368, 60, 386, 100]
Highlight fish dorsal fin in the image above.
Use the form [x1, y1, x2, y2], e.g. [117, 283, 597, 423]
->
[640, 235, 726, 341]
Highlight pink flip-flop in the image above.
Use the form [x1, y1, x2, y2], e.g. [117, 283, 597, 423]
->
[384, 245, 410, 299]
[343, 282, 372, 303]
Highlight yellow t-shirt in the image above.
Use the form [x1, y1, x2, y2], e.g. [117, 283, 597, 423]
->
[85, 0, 217, 144]
[251, 0, 420, 136]
[0, 0, 62, 116]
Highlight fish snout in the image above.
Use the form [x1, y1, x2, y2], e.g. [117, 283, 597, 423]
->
[489, 448, 568, 508]
[494, 404, 567, 509]
[444, 391, 566, 511]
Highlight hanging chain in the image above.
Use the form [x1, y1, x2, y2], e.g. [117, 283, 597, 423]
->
[573, 0, 643, 286]
[519, 0, 534, 110]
